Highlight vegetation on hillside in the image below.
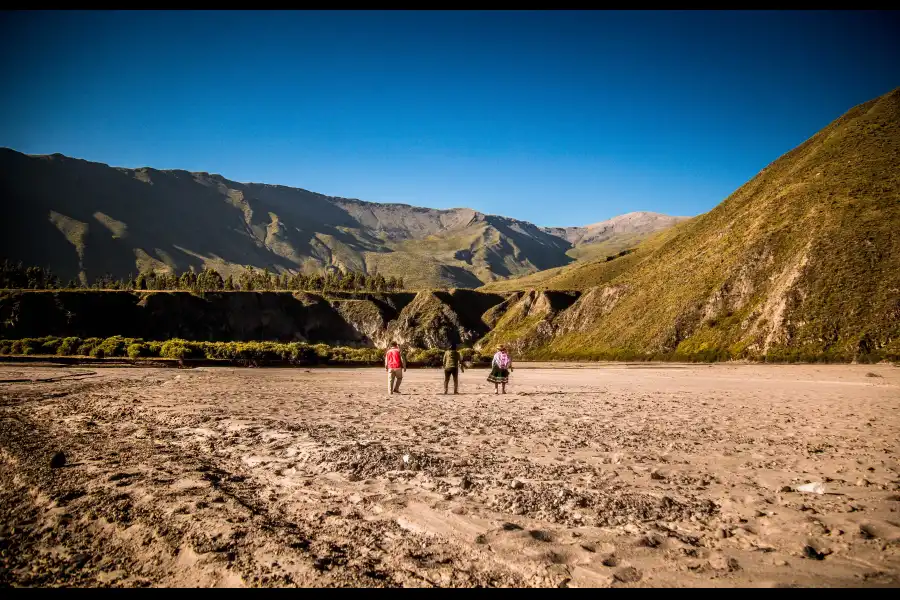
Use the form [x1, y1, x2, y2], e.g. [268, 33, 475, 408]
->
[0, 335, 491, 367]
[0, 259, 406, 292]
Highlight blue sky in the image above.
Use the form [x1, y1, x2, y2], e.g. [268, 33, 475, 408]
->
[1, 10, 898, 227]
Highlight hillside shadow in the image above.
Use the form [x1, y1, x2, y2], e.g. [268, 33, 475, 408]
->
[438, 265, 485, 288]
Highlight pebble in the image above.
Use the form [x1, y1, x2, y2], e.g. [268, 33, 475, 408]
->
[859, 522, 900, 542]
[641, 533, 668, 549]
[803, 541, 832, 560]
[50, 451, 67, 469]
[613, 566, 642, 583]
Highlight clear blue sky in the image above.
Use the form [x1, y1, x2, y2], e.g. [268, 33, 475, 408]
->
[1, 10, 898, 227]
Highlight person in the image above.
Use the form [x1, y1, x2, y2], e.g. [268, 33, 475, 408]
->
[384, 341, 407, 394]
[487, 344, 513, 394]
[442, 342, 465, 394]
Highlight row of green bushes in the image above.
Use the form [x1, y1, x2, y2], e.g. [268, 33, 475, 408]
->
[0, 336, 492, 367]
[2, 336, 895, 365]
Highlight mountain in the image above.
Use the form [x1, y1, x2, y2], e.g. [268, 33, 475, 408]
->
[3, 88, 897, 363]
[480, 213, 691, 293]
[480, 88, 900, 362]
[0, 149, 683, 289]
[543, 211, 690, 262]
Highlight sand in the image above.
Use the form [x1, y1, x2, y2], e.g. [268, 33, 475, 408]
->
[1, 362, 899, 587]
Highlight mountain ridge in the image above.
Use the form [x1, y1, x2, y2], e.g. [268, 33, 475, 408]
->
[0, 148, 684, 289]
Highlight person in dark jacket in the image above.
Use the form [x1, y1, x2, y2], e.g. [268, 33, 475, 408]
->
[442, 342, 465, 394]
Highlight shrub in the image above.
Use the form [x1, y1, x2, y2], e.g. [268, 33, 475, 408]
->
[180, 341, 382, 364]
[20, 338, 41, 355]
[197, 341, 226, 360]
[0, 340, 11, 355]
[457, 348, 492, 366]
[408, 348, 442, 367]
[228, 341, 266, 361]
[459, 348, 475, 361]
[40, 337, 62, 354]
[96, 336, 131, 358]
[77, 337, 102, 356]
[313, 343, 332, 361]
[159, 339, 197, 360]
[329, 346, 382, 364]
[127, 343, 147, 359]
[57, 337, 81, 356]
[287, 342, 317, 364]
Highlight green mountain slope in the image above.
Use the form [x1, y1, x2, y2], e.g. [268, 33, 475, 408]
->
[483, 88, 900, 362]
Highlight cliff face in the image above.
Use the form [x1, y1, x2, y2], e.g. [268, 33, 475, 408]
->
[475, 290, 581, 354]
[0, 290, 504, 349]
[385, 289, 509, 349]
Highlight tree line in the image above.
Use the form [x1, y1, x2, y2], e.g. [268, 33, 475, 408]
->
[0, 259, 406, 292]
[0, 336, 489, 366]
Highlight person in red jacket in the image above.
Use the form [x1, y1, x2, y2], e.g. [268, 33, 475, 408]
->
[384, 341, 407, 394]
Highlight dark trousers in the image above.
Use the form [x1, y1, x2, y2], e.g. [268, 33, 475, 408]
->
[443, 367, 459, 393]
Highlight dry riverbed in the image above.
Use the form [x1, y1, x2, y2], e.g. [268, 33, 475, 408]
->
[1, 362, 899, 587]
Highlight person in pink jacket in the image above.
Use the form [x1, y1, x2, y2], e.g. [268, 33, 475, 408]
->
[384, 341, 407, 394]
[487, 344, 513, 394]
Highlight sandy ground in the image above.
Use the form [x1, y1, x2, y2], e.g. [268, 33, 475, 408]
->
[1, 362, 899, 588]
